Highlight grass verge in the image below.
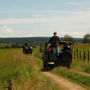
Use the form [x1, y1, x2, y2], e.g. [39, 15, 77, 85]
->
[51, 67, 90, 89]
[0, 48, 60, 90]
[34, 47, 90, 89]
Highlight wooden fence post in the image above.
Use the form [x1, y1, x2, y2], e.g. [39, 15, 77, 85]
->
[83, 51, 86, 61]
[76, 49, 79, 60]
[87, 51, 89, 62]
[7, 80, 13, 90]
[74, 50, 75, 61]
[79, 51, 81, 60]
[40, 46, 43, 53]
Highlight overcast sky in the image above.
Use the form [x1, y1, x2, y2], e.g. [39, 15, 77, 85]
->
[0, 0, 90, 38]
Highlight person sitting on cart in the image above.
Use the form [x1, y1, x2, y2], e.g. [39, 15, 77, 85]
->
[48, 32, 61, 56]
[29, 44, 33, 50]
[23, 42, 29, 49]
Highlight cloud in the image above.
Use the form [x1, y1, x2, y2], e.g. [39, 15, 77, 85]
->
[61, 32, 86, 38]
[0, 10, 90, 37]
[0, 10, 90, 24]
[0, 25, 14, 37]
[1, 25, 13, 33]
[72, 32, 86, 37]
[86, 8, 90, 10]
[0, 17, 65, 24]
[65, 2, 80, 5]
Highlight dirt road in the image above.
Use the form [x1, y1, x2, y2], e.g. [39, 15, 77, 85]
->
[70, 69, 90, 77]
[42, 72, 88, 90]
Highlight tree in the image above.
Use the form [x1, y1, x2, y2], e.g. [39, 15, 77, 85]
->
[63, 34, 75, 44]
[83, 34, 90, 43]
[11, 43, 22, 48]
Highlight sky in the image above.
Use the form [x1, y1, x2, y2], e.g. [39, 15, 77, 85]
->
[0, 0, 90, 38]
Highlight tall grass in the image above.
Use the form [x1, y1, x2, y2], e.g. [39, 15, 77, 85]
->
[72, 44, 90, 73]
[34, 44, 90, 74]
[34, 44, 90, 89]
[0, 48, 60, 90]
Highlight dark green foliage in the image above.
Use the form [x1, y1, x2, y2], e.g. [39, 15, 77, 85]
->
[0, 37, 83, 45]
[11, 43, 22, 48]
[63, 34, 76, 44]
[0, 37, 50, 45]
[84, 66, 90, 73]
[0, 43, 23, 49]
[5, 45, 10, 48]
[83, 34, 90, 43]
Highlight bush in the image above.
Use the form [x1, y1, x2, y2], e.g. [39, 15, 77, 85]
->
[83, 34, 90, 43]
[63, 34, 75, 44]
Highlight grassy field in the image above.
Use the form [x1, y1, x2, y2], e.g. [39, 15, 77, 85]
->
[71, 44, 90, 74]
[0, 44, 90, 89]
[52, 67, 90, 89]
[34, 44, 90, 89]
[0, 48, 60, 90]
[35, 44, 90, 74]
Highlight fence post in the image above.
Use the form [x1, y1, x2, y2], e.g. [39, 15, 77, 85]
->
[40, 46, 43, 53]
[88, 51, 89, 62]
[76, 49, 79, 60]
[7, 80, 13, 90]
[83, 51, 86, 61]
[74, 50, 75, 61]
[79, 51, 81, 60]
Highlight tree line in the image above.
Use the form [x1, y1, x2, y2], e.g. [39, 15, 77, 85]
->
[63, 33, 90, 44]
[0, 34, 89, 48]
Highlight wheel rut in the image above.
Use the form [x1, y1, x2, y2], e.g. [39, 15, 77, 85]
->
[42, 72, 88, 90]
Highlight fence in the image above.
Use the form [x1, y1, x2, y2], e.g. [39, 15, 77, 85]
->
[73, 48, 90, 62]
[2, 80, 13, 90]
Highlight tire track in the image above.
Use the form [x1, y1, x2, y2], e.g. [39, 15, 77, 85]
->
[42, 72, 88, 90]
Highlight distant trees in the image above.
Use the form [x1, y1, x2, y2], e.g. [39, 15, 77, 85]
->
[63, 34, 75, 44]
[0, 43, 23, 49]
[83, 34, 90, 43]
[11, 43, 22, 48]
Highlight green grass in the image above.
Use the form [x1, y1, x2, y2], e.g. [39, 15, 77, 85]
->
[34, 45, 90, 74]
[33, 46, 43, 60]
[52, 67, 90, 88]
[71, 60, 90, 74]
[71, 44, 90, 73]
[0, 44, 89, 89]
[34, 44, 90, 89]
[0, 48, 60, 90]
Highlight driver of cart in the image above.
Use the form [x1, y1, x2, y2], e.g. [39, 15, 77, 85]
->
[48, 32, 62, 56]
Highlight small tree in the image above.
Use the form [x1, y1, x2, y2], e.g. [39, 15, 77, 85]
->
[63, 34, 75, 44]
[83, 34, 90, 43]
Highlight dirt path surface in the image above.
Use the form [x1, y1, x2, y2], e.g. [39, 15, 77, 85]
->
[70, 69, 90, 77]
[42, 72, 88, 90]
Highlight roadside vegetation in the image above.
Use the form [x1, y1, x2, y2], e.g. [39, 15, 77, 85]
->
[0, 43, 90, 89]
[72, 44, 90, 74]
[34, 44, 90, 74]
[0, 48, 60, 90]
[51, 67, 90, 89]
[34, 44, 90, 89]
